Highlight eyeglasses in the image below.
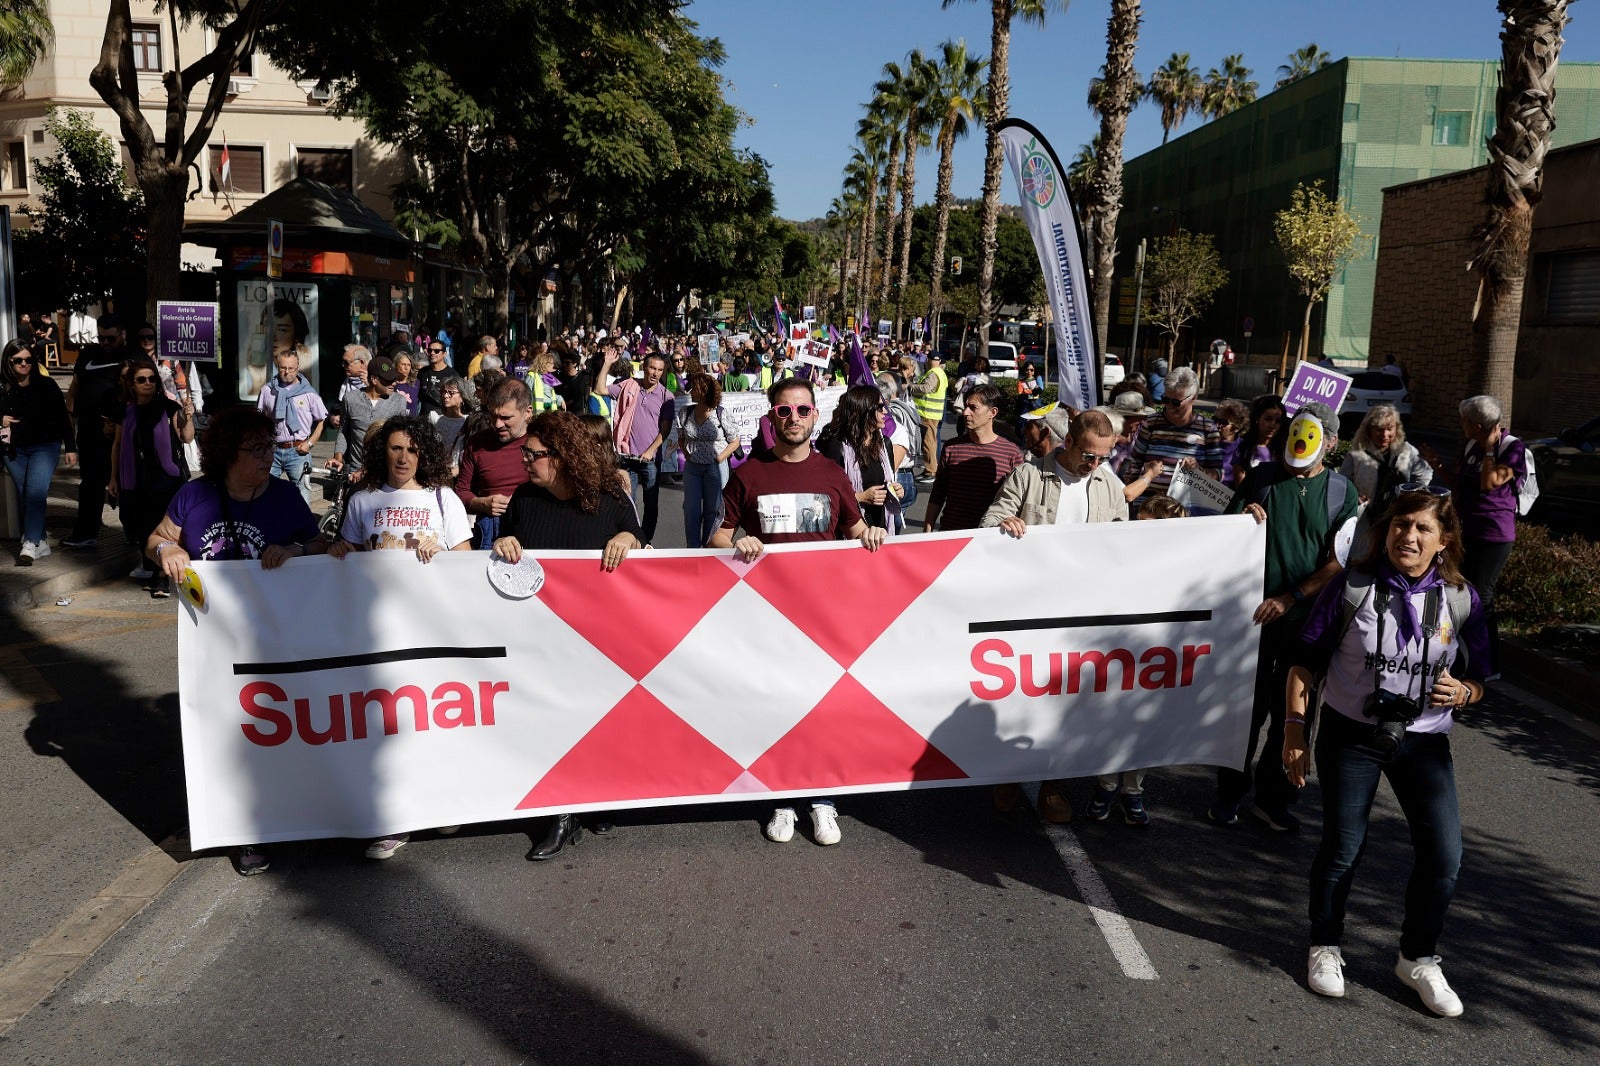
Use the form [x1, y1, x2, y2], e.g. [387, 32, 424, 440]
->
[772, 404, 814, 419]
[239, 442, 275, 457]
[520, 448, 555, 463]
[1078, 450, 1112, 465]
[1398, 483, 1450, 498]
[1162, 396, 1190, 407]
[133, 375, 159, 384]
[8, 356, 32, 365]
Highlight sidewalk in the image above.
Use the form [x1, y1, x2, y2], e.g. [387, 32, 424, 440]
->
[2, 441, 340, 611]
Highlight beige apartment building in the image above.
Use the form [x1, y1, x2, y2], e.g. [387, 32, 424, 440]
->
[0, 0, 406, 267]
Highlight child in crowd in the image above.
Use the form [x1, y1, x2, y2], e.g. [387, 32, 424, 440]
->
[1087, 493, 1190, 826]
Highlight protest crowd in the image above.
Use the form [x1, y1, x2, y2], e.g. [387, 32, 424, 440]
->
[3, 310, 1534, 1020]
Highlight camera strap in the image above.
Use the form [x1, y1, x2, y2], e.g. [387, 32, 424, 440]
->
[1371, 586, 1436, 707]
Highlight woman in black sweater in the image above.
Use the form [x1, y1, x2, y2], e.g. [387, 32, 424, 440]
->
[1, 338, 77, 565]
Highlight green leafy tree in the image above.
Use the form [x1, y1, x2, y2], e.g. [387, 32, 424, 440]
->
[1202, 54, 1257, 120]
[1145, 52, 1201, 144]
[0, 0, 53, 86]
[1273, 181, 1371, 365]
[1140, 228, 1228, 362]
[924, 40, 987, 326]
[16, 109, 147, 310]
[1276, 43, 1330, 89]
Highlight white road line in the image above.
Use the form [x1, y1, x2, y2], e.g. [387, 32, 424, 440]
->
[1026, 783, 1159, 981]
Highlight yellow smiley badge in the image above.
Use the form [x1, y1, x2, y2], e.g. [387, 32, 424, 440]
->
[180, 567, 207, 610]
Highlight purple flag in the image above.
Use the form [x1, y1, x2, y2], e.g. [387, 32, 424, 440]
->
[828, 325, 841, 347]
[847, 330, 874, 388]
[641, 324, 654, 355]
[773, 296, 787, 335]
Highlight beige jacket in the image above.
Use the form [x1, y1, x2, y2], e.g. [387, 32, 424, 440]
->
[980, 453, 1129, 527]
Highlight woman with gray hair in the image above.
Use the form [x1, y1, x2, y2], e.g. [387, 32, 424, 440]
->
[1454, 394, 1525, 673]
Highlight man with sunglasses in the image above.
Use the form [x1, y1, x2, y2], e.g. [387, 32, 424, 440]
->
[417, 339, 466, 419]
[1118, 365, 1223, 510]
[982, 407, 1128, 533]
[61, 314, 130, 549]
[710, 378, 886, 848]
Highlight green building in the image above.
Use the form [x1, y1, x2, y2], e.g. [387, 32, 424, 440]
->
[1108, 57, 1600, 368]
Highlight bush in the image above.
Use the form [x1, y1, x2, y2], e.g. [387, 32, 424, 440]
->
[1494, 524, 1600, 634]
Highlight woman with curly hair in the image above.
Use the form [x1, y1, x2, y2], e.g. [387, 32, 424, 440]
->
[817, 384, 903, 534]
[329, 414, 471, 862]
[146, 406, 324, 875]
[492, 410, 641, 861]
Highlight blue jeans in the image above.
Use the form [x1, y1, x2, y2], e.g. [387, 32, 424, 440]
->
[682, 459, 727, 547]
[622, 454, 661, 545]
[4, 441, 62, 544]
[1308, 710, 1462, 959]
[473, 515, 500, 550]
[272, 445, 313, 505]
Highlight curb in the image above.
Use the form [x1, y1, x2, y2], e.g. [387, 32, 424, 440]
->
[1500, 635, 1600, 728]
[2, 547, 138, 612]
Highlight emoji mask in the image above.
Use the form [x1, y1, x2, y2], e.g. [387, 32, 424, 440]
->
[1284, 411, 1325, 469]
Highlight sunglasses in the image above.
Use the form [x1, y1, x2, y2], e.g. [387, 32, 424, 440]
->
[772, 404, 814, 419]
[428, 347, 446, 354]
[137, 333, 156, 341]
[133, 375, 159, 384]
[9, 356, 32, 365]
[1398, 482, 1450, 498]
[1162, 396, 1189, 407]
[1078, 450, 1112, 464]
[520, 448, 555, 463]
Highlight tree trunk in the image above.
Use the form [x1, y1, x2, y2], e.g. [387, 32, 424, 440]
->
[859, 176, 878, 321]
[610, 283, 629, 335]
[877, 148, 902, 305]
[1299, 298, 1314, 363]
[976, 2, 1011, 342]
[1469, 203, 1530, 403]
[139, 169, 190, 325]
[894, 127, 920, 337]
[928, 125, 956, 321]
[1088, 0, 1142, 363]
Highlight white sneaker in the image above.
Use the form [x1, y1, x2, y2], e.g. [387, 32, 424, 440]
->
[810, 804, 841, 846]
[764, 807, 796, 843]
[1395, 953, 1463, 1017]
[364, 834, 409, 860]
[1307, 945, 1346, 998]
[19, 541, 37, 560]
[31, 540, 50, 560]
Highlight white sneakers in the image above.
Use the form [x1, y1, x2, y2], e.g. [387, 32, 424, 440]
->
[1307, 947, 1464, 1017]
[1307, 946, 1345, 997]
[764, 805, 840, 845]
[1396, 953, 1465, 1017]
[19, 540, 51, 560]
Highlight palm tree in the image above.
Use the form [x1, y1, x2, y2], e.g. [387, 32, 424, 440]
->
[942, 1, 1069, 351]
[1468, 1, 1573, 406]
[849, 117, 891, 319]
[1088, 1, 1143, 361]
[1088, 62, 1142, 114]
[0, 0, 54, 87]
[827, 195, 859, 316]
[925, 40, 987, 326]
[1145, 52, 1202, 144]
[840, 158, 872, 318]
[1202, 54, 1257, 120]
[1276, 43, 1331, 89]
[1068, 137, 1099, 219]
[868, 66, 910, 307]
[893, 49, 936, 335]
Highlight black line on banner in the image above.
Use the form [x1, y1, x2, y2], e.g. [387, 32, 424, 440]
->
[969, 611, 1211, 634]
[233, 646, 508, 675]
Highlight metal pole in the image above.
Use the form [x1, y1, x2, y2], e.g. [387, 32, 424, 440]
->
[1128, 238, 1146, 375]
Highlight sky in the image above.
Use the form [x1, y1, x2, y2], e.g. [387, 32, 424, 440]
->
[687, 0, 1600, 221]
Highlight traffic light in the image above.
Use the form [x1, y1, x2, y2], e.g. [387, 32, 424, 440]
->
[950, 256, 962, 275]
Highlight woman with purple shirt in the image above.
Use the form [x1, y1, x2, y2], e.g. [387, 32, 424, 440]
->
[1453, 394, 1524, 674]
[1282, 487, 1490, 1017]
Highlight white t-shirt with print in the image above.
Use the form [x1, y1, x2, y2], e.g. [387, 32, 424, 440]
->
[340, 484, 473, 553]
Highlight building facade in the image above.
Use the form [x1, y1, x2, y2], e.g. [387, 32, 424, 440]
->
[1107, 57, 1600, 372]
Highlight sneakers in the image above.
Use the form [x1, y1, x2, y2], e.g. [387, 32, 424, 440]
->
[1206, 800, 1241, 825]
[19, 541, 37, 560]
[60, 535, 97, 550]
[1395, 953, 1464, 1017]
[14, 550, 31, 567]
[130, 564, 155, 581]
[916, 471, 936, 483]
[765, 807, 796, 843]
[810, 804, 841, 846]
[1087, 785, 1117, 822]
[364, 833, 409, 860]
[1121, 794, 1151, 826]
[234, 845, 270, 876]
[1248, 801, 1302, 835]
[1307, 945, 1346, 997]
[30, 540, 51, 561]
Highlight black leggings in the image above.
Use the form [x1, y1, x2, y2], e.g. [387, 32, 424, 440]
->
[1460, 537, 1513, 674]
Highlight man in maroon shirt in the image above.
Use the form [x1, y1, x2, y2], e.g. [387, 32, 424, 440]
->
[455, 378, 533, 548]
[710, 376, 885, 849]
[923, 383, 1025, 531]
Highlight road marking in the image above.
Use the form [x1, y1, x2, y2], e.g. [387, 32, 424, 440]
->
[1025, 783, 1159, 981]
[0, 836, 189, 1033]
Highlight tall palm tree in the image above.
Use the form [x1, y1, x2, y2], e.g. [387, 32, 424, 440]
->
[925, 40, 987, 324]
[0, 0, 54, 87]
[1088, 1, 1143, 360]
[1145, 52, 1202, 144]
[1089, 62, 1142, 114]
[839, 161, 872, 318]
[1276, 43, 1331, 89]
[1068, 137, 1100, 219]
[1468, 0, 1573, 406]
[850, 118, 891, 319]
[868, 66, 910, 306]
[893, 49, 935, 335]
[828, 195, 859, 316]
[1202, 54, 1258, 120]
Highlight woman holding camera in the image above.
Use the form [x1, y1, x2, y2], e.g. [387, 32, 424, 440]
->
[1281, 486, 1490, 1016]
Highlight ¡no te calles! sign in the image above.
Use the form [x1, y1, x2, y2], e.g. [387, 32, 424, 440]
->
[178, 518, 1265, 849]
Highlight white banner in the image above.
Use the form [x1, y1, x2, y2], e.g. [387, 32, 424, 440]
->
[998, 119, 1097, 412]
[178, 519, 1264, 849]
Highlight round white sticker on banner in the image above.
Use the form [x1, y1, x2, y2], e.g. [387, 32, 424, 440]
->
[487, 554, 545, 599]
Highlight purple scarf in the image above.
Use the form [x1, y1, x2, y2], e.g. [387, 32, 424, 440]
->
[1378, 559, 1447, 646]
[121, 400, 181, 487]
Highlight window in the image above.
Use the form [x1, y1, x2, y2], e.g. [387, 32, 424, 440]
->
[1432, 110, 1471, 146]
[232, 48, 255, 77]
[1544, 252, 1600, 324]
[211, 144, 265, 194]
[1, 141, 27, 191]
[296, 147, 354, 191]
[132, 24, 162, 73]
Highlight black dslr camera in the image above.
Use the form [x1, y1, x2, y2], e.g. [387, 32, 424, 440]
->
[1366, 689, 1422, 757]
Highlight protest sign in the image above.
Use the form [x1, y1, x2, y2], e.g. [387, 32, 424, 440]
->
[156, 301, 220, 364]
[178, 519, 1263, 849]
[1167, 465, 1235, 517]
[1283, 360, 1351, 416]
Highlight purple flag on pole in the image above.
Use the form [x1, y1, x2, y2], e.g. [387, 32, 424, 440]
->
[847, 330, 874, 387]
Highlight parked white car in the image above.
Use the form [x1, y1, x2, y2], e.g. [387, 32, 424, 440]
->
[983, 341, 1019, 375]
[1101, 353, 1126, 397]
[1339, 369, 1413, 435]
